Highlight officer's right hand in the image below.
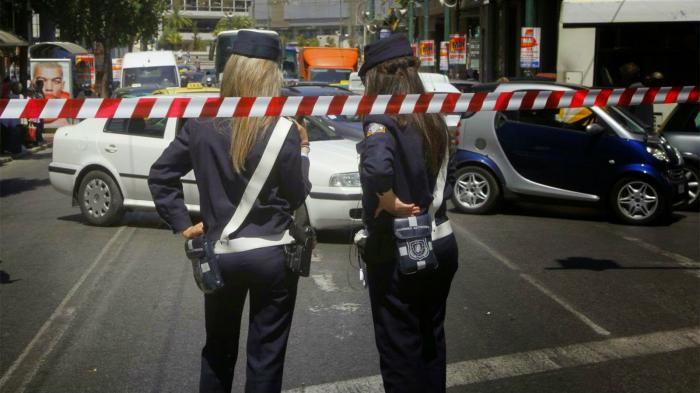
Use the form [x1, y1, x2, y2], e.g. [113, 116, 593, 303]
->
[182, 222, 204, 239]
[374, 190, 420, 218]
[291, 118, 309, 146]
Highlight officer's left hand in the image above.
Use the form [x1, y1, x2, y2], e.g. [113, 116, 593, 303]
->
[182, 222, 204, 239]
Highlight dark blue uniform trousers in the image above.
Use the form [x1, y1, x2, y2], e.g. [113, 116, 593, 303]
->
[199, 246, 298, 393]
[367, 235, 459, 393]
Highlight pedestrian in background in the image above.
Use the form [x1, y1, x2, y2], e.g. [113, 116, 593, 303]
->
[148, 31, 311, 393]
[356, 34, 459, 393]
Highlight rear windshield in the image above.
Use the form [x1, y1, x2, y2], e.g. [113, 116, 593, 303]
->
[310, 69, 351, 83]
[123, 66, 178, 88]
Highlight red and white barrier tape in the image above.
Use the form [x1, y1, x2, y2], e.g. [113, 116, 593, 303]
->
[1, 86, 698, 119]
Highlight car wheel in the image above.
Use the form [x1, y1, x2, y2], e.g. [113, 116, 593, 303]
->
[451, 166, 500, 214]
[683, 165, 699, 209]
[78, 170, 125, 226]
[610, 177, 667, 225]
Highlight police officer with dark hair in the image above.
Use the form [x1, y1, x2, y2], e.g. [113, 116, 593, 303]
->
[357, 34, 459, 393]
[148, 31, 311, 393]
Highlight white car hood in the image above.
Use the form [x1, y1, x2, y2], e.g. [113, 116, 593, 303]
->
[308, 139, 360, 189]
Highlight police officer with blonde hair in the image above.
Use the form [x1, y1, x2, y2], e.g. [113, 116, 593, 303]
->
[149, 31, 311, 393]
[356, 34, 459, 393]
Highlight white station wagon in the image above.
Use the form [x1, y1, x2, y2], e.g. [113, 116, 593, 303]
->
[48, 90, 362, 230]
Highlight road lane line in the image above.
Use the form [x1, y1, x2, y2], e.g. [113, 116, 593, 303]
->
[282, 326, 700, 393]
[519, 273, 611, 336]
[451, 225, 520, 271]
[620, 235, 700, 275]
[0, 226, 133, 392]
[452, 224, 610, 336]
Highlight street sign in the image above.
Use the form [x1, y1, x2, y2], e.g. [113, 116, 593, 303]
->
[440, 42, 449, 71]
[419, 40, 435, 67]
[520, 27, 541, 68]
[449, 34, 467, 65]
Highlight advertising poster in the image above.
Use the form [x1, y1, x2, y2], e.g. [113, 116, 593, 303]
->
[419, 40, 435, 67]
[468, 39, 480, 70]
[520, 27, 541, 68]
[449, 34, 467, 65]
[30, 58, 73, 127]
[112, 58, 123, 82]
[411, 43, 418, 57]
[439, 42, 449, 72]
[75, 54, 96, 92]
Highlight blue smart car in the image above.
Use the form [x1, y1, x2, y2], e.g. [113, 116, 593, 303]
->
[453, 82, 687, 225]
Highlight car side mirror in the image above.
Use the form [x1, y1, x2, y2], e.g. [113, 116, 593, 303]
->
[586, 123, 605, 135]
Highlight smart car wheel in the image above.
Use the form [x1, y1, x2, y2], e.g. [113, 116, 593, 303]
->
[78, 170, 125, 226]
[451, 166, 500, 214]
[610, 177, 666, 225]
[683, 165, 699, 209]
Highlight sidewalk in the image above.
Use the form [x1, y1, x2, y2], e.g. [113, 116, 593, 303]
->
[0, 133, 54, 165]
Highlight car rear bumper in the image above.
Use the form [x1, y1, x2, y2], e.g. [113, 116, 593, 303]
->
[48, 163, 78, 197]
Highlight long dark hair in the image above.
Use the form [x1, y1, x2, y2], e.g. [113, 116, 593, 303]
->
[364, 56, 448, 174]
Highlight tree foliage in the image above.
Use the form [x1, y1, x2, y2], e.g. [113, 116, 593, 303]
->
[30, 0, 167, 96]
[213, 15, 254, 36]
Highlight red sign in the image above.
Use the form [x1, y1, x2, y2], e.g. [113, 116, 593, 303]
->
[419, 40, 435, 67]
[449, 34, 467, 65]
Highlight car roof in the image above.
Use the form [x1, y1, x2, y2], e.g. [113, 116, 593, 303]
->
[152, 85, 220, 95]
[470, 81, 584, 93]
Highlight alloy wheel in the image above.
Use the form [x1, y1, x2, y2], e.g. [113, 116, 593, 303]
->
[456, 172, 490, 209]
[616, 181, 658, 220]
[685, 168, 699, 206]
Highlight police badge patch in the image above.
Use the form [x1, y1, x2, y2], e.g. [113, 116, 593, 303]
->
[408, 239, 430, 260]
[366, 123, 388, 137]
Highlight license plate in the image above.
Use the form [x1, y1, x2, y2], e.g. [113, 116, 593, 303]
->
[678, 184, 685, 193]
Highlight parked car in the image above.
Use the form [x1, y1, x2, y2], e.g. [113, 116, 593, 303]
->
[658, 103, 699, 208]
[49, 86, 362, 230]
[453, 82, 687, 225]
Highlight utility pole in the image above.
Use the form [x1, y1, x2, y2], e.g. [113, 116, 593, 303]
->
[443, 4, 450, 41]
[408, 1, 414, 42]
[423, 0, 429, 40]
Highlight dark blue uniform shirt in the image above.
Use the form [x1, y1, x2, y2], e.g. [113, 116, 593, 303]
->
[357, 114, 455, 233]
[148, 118, 311, 242]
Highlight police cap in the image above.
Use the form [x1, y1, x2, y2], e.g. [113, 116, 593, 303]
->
[358, 33, 413, 78]
[232, 30, 282, 62]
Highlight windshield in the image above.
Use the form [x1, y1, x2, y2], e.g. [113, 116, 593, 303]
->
[303, 117, 343, 141]
[603, 106, 649, 135]
[123, 66, 178, 88]
[310, 69, 351, 83]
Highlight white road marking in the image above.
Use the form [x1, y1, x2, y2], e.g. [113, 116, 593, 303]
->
[310, 273, 339, 292]
[309, 303, 361, 314]
[520, 273, 611, 336]
[453, 225, 610, 336]
[282, 326, 700, 393]
[621, 235, 700, 277]
[0, 227, 132, 392]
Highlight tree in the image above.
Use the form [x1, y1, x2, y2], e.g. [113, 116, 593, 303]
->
[213, 15, 254, 36]
[31, 0, 167, 97]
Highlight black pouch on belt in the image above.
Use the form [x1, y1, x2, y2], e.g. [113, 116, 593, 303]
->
[284, 222, 316, 277]
[185, 236, 224, 294]
[393, 212, 438, 275]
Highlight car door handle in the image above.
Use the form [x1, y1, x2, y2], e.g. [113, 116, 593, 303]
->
[104, 144, 118, 153]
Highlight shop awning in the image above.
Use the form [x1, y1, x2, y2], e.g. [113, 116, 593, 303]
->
[29, 42, 90, 58]
[0, 30, 28, 47]
[561, 0, 700, 25]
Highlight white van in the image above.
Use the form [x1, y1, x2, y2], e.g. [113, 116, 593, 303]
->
[120, 51, 180, 89]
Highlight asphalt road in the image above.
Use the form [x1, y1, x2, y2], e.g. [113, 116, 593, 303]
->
[1, 150, 699, 393]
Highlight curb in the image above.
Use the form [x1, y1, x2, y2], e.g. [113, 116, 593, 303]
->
[0, 142, 53, 165]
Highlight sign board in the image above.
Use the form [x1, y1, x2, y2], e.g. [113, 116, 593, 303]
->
[439, 42, 449, 72]
[75, 54, 96, 92]
[419, 40, 435, 67]
[520, 27, 541, 68]
[448, 34, 467, 65]
[30, 58, 73, 127]
[112, 58, 123, 82]
[468, 39, 480, 70]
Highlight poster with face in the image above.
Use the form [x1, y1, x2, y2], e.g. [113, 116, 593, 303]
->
[31, 59, 73, 99]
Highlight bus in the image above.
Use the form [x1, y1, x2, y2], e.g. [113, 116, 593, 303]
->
[556, 0, 700, 127]
[209, 29, 280, 81]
